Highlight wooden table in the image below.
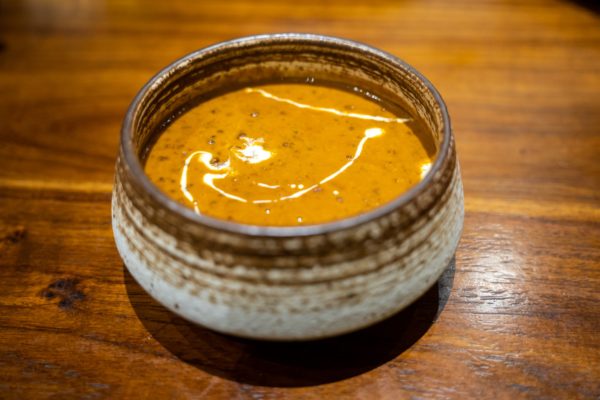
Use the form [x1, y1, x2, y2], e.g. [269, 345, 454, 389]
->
[1, 0, 599, 398]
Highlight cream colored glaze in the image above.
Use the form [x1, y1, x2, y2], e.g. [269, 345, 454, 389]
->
[145, 84, 433, 226]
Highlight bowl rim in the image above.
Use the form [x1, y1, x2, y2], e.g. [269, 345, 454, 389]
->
[120, 33, 452, 238]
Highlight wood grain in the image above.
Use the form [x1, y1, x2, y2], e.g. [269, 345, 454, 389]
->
[0, 0, 599, 398]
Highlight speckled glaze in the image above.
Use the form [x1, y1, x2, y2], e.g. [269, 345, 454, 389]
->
[112, 33, 464, 340]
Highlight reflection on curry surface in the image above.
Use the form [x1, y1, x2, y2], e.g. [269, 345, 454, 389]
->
[144, 84, 434, 226]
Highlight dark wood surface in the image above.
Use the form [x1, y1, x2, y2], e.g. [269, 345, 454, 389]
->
[1, 0, 599, 398]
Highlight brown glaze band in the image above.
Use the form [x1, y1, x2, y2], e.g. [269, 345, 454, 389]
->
[112, 33, 464, 340]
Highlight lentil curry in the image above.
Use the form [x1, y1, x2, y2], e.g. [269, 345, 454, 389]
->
[144, 84, 434, 226]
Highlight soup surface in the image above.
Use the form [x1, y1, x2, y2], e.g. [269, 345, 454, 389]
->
[145, 84, 434, 226]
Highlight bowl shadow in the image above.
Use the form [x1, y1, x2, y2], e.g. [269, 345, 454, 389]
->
[125, 258, 455, 387]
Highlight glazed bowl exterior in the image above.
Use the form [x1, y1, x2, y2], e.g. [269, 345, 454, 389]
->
[112, 33, 464, 340]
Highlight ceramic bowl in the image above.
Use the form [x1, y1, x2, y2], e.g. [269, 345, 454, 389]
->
[112, 33, 464, 340]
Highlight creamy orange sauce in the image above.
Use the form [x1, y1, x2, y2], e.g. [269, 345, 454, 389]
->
[145, 84, 433, 226]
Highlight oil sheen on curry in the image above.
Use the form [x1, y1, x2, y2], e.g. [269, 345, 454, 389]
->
[145, 84, 434, 226]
